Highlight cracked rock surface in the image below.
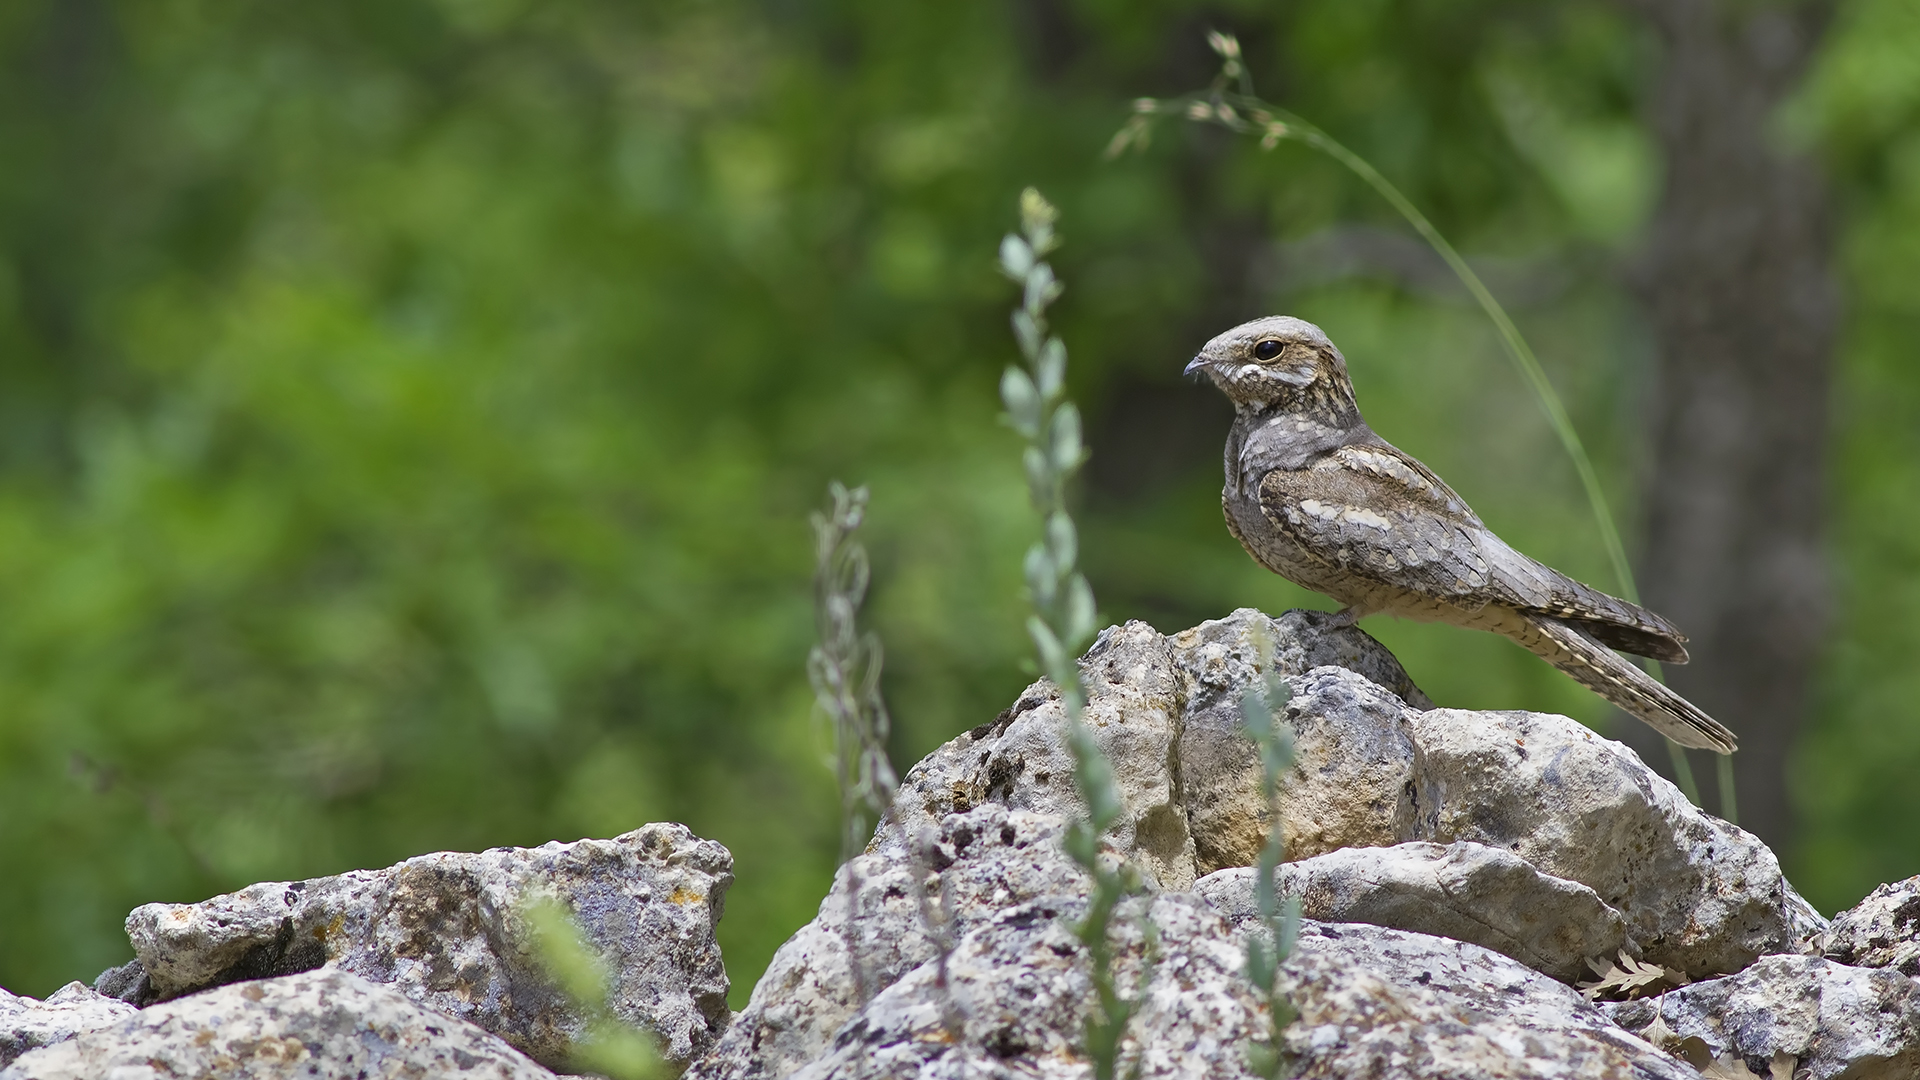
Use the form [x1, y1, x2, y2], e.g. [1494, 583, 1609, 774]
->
[1195, 840, 1630, 984]
[1410, 706, 1828, 978]
[1, 968, 554, 1080]
[121, 822, 731, 1071]
[1606, 954, 1920, 1080]
[1282, 921, 1697, 1080]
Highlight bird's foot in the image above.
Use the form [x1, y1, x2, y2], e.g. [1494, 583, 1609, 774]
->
[1323, 605, 1367, 631]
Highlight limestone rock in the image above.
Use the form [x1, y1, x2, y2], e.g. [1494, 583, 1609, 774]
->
[1827, 874, 1920, 978]
[727, 890, 1696, 1080]
[879, 612, 1436, 894]
[787, 893, 1266, 1080]
[691, 805, 1093, 1080]
[881, 622, 1196, 890]
[1172, 608, 1433, 876]
[0, 983, 136, 1068]
[1606, 954, 1920, 1080]
[1283, 921, 1697, 1080]
[1195, 840, 1630, 984]
[1409, 707, 1827, 977]
[0, 968, 553, 1080]
[123, 822, 731, 1072]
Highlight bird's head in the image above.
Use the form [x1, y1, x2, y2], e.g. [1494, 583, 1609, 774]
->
[1185, 315, 1359, 423]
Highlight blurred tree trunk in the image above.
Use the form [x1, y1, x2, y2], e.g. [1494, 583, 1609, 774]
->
[1619, 0, 1839, 851]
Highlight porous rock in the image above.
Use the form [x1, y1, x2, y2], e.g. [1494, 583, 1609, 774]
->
[733, 892, 1695, 1080]
[881, 611, 1434, 895]
[0, 968, 553, 1080]
[1195, 840, 1630, 984]
[1606, 954, 1920, 1080]
[880, 621, 1196, 891]
[1826, 874, 1920, 978]
[123, 822, 731, 1072]
[691, 804, 1093, 1080]
[1172, 609, 1432, 877]
[1409, 707, 1827, 978]
[787, 893, 1266, 1080]
[1282, 921, 1697, 1080]
[0, 983, 135, 1068]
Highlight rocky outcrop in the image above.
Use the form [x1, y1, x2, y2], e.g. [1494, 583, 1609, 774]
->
[8, 608, 1918, 1080]
[120, 822, 731, 1071]
[2, 969, 554, 1079]
[0, 983, 135, 1069]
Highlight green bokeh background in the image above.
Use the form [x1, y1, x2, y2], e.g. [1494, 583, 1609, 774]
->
[1, 0, 1916, 1008]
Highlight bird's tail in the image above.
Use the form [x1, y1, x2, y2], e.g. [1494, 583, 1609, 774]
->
[1522, 615, 1737, 755]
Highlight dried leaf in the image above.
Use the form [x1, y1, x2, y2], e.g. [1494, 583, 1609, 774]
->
[1638, 1013, 1682, 1052]
[1697, 1054, 1756, 1079]
[1578, 950, 1691, 1001]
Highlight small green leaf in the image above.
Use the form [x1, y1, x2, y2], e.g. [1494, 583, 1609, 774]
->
[1023, 263, 1058, 314]
[1049, 403, 1084, 472]
[1065, 575, 1096, 648]
[1046, 511, 1077, 574]
[1029, 614, 1066, 675]
[1011, 309, 1042, 358]
[1000, 366, 1041, 436]
[998, 233, 1034, 280]
[1036, 339, 1066, 398]
[1025, 543, 1057, 605]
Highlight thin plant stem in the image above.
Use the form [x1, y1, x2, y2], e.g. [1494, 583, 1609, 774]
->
[807, 482, 914, 1005]
[1716, 753, 1739, 825]
[1241, 623, 1299, 1078]
[999, 187, 1151, 1080]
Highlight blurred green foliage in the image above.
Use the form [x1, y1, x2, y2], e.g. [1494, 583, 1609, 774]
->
[0, 0, 1914, 1005]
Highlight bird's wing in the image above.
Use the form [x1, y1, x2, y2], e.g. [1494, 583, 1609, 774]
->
[1256, 443, 1543, 607]
[1258, 443, 1690, 661]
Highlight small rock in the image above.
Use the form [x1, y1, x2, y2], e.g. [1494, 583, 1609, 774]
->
[1410, 707, 1827, 977]
[123, 822, 732, 1072]
[1284, 921, 1697, 1079]
[1606, 954, 1920, 1080]
[1827, 874, 1920, 978]
[1195, 840, 1630, 984]
[1172, 609, 1434, 876]
[692, 805, 1094, 1080]
[881, 622, 1196, 891]
[0, 983, 136, 1068]
[0, 969, 554, 1080]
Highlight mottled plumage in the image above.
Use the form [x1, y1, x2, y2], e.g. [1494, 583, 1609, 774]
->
[1189, 315, 1736, 754]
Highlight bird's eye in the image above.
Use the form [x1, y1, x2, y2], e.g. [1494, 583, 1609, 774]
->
[1253, 340, 1283, 361]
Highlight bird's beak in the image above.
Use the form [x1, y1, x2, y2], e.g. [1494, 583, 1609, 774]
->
[1183, 354, 1210, 377]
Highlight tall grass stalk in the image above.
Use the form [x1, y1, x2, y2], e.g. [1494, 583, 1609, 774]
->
[1111, 31, 1725, 818]
[808, 483, 963, 1030]
[807, 482, 902, 1005]
[999, 188, 1150, 1080]
[1241, 627, 1300, 1078]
